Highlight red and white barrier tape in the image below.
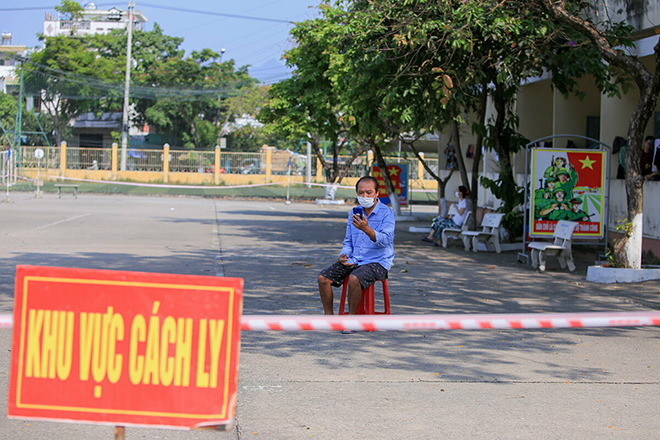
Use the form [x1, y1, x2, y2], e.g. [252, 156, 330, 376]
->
[2, 312, 657, 332]
[240, 312, 660, 332]
[305, 182, 354, 190]
[0, 315, 11, 328]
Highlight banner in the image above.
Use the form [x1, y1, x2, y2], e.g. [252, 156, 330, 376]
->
[8, 266, 243, 430]
[372, 164, 408, 206]
[529, 149, 606, 237]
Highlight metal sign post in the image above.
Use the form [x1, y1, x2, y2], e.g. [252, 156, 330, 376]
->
[518, 135, 611, 265]
[34, 148, 44, 198]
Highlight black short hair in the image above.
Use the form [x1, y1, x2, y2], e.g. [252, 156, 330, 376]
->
[645, 135, 655, 143]
[356, 176, 379, 192]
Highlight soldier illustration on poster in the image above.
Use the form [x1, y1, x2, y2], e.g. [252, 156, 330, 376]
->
[530, 149, 606, 237]
[372, 164, 408, 206]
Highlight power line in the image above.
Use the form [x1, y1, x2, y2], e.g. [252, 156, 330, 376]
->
[1, 3, 293, 24]
[0, 6, 53, 11]
[171, 0, 287, 35]
[124, 2, 292, 24]
[208, 22, 285, 51]
[23, 60, 252, 101]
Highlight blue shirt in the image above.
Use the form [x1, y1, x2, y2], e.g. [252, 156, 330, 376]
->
[340, 200, 396, 270]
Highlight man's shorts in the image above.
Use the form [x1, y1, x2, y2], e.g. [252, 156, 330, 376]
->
[318, 261, 388, 290]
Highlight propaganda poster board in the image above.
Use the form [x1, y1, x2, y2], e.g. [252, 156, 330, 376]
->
[8, 265, 243, 430]
[372, 164, 408, 206]
[530, 149, 606, 237]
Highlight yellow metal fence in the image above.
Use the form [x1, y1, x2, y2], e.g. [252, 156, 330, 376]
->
[6, 142, 440, 189]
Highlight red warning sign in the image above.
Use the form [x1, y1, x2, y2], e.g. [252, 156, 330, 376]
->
[8, 265, 243, 430]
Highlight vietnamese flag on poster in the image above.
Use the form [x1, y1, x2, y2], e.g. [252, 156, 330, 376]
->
[566, 152, 604, 189]
[372, 165, 408, 206]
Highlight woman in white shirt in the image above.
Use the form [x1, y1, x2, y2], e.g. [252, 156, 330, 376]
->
[422, 186, 469, 246]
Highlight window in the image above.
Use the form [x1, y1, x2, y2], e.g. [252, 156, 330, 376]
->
[586, 116, 600, 149]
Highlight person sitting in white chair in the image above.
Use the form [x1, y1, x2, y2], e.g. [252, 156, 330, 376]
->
[422, 186, 469, 246]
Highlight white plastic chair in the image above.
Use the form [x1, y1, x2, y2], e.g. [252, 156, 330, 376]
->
[528, 220, 579, 271]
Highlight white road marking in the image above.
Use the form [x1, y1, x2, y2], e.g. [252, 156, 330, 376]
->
[36, 213, 91, 230]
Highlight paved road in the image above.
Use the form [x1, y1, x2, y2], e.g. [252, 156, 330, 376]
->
[1, 193, 659, 439]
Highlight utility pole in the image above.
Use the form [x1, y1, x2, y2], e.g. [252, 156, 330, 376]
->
[13, 57, 24, 149]
[120, 2, 135, 171]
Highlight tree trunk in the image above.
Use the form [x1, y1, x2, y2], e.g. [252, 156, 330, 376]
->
[450, 118, 470, 190]
[371, 140, 401, 216]
[468, 83, 488, 229]
[409, 136, 453, 216]
[190, 120, 200, 150]
[622, 94, 653, 268]
[492, 83, 515, 187]
[538, 0, 660, 268]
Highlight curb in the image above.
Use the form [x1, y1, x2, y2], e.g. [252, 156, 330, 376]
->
[586, 266, 660, 284]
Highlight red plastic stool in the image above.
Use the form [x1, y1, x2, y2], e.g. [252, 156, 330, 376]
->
[338, 277, 390, 315]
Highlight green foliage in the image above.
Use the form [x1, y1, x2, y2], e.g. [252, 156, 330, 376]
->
[226, 84, 269, 121]
[21, 112, 57, 147]
[0, 93, 57, 146]
[55, 0, 83, 20]
[225, 124, 294, 152]
[479, 175, 525, 241]
[258, 12, 369, 182]
[96, 24, 184, 77]
[259, 15, 348, 142]
[0, 93, 16, 145]
[604, 218, 633, 267]
[25, 26, 260, 151]
[614, 217, 633, 237]
[141, 52, 255, 150]
[24, 34, 124, 144]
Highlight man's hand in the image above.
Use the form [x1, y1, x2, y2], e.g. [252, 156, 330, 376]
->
[352, 213, 369, 231]
[352, 213, 377, 242]
[338, 253, 352, 266]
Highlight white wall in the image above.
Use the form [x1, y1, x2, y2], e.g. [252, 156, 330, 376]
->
[553, 76, 601, 148]
[608, 179, 660, 240]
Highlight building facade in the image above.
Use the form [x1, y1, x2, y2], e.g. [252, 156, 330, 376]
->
[43, 3, 147, 38]
[422, 3, 660, 250]
[0, 32, 27, 94]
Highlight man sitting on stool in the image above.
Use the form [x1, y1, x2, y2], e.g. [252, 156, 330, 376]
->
[317, 176, 395, 315]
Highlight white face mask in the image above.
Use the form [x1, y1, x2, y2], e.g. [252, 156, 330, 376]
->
[357, 196, 376, 209]
[455, 191, 460, 198]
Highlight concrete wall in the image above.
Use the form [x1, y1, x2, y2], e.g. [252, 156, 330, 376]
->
[552, 76, 602, 148]
[608, 179, 660, 240]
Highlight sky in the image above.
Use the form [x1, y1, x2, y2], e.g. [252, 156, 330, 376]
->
[1, 0, 321, 83]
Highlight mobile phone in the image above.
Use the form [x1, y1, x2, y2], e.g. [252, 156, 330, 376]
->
[352, 206, 364, 219]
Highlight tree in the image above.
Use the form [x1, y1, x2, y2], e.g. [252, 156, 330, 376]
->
[259, 16, 369, 185]
[94, 24, 185, 128]
[329, 0, 625, 237]
[24, 35, 122, 145]
[0, 91, 58, 153]
[327, 0, 536, 220]
[223, 84, 282, 151]
[54, 0, 83, 20]
[142, 50, 256, 150]
[537, 0, 660, 268]
[0, 93, 17, 145]
[96, 24, 184, 75]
